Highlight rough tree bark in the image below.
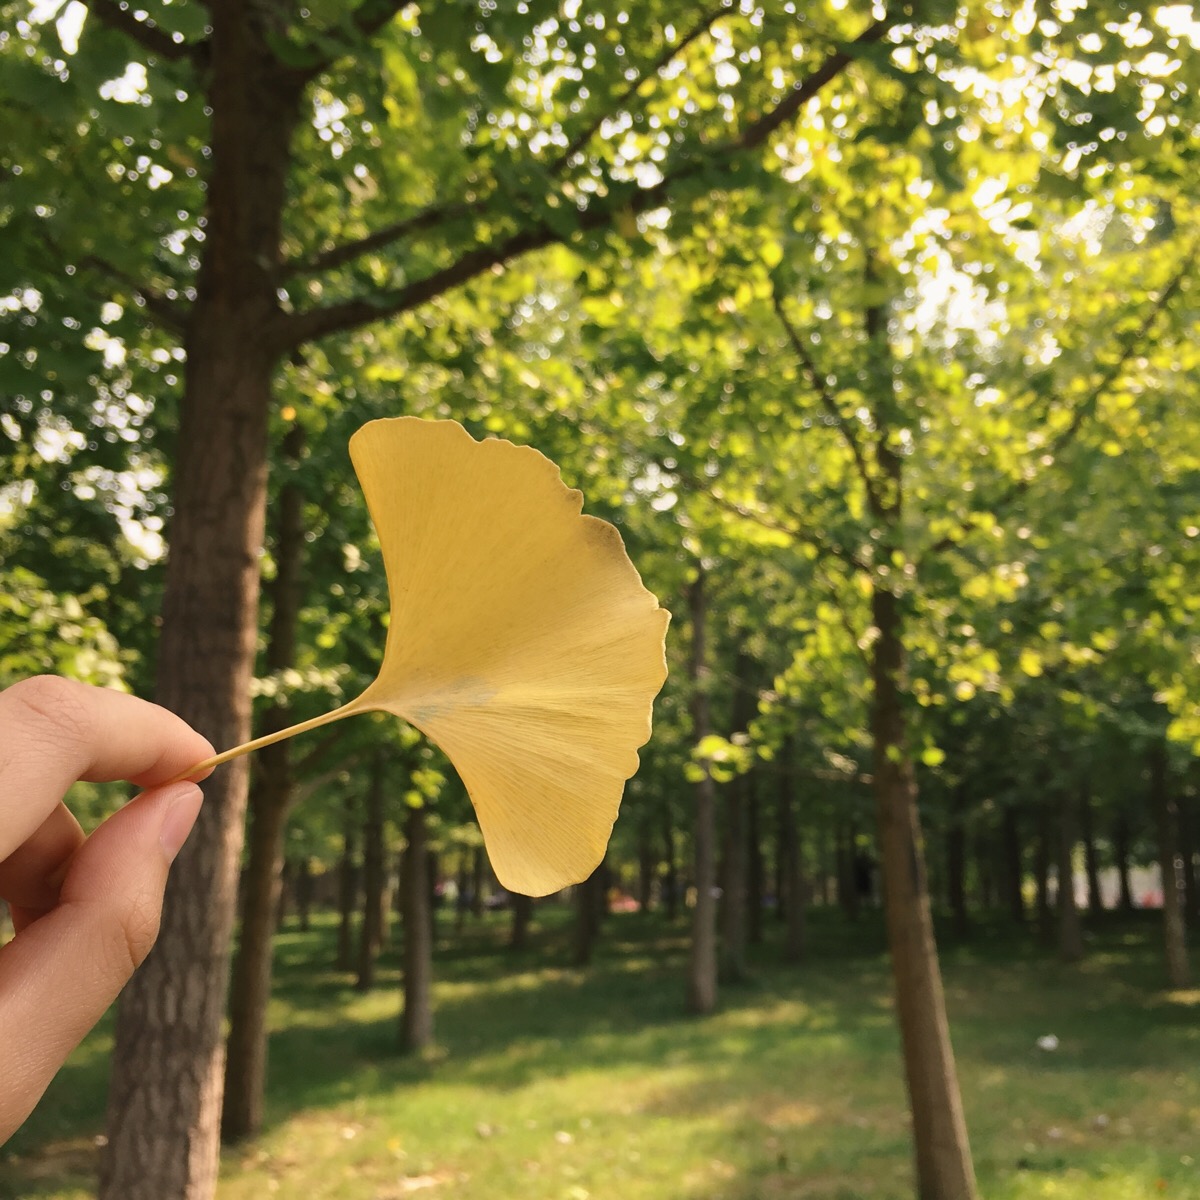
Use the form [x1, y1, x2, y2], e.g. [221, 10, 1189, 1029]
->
[686, 569, 718, 1014]
[101, 19, 306, 1194]
[400, 803, 434, 1051]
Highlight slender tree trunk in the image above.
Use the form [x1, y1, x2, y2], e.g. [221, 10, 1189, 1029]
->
[295, 858, 313, 932]
[637, 818, 656, 914]
[779, 744, 805, 964]
[1000, 806, 1025, 924]
[686, 569, 718, 1014]
[336, 793, 359, 971]
[101, 28, 305, 1190]
[275, 857, 293, 930]
[1151, 743, 1189, 988]
[357, 753, 387, 991]
[719, 650, 754, 983]
[1056, 787, 1084, 963]
[747, 774, 765, 945]
[946, 786, 969, 939]
[470, 845, 485, 918]
[1177, 785, 1198, 922]
[871, 583, 977, 1200]
[1079, 784, 1104, 913]
[1034, 806, 1053, 944]
[573, 864, 604, 964]
[662, 812, 679, 922]
[978, 830, 996, 911]
[821, 821, 834, 906]
[221, 767, 291, 1142]
[223, 424, 309, 1152]
[400, 804, 434, 1051]
[1113, 814, 1136, 913]
[509, 892, 534, 950]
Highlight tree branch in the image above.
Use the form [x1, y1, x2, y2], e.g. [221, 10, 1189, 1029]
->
[282, 5, 732, 277]
[773, 289, 885, 517]
[86, 0, 204, 62]
[288, 0, 411, 80]
[707, 488, 869, 572]
[925, 248, 1196, 559]
[550, 3, 733, 175]
[282, 200, 477, 278]
[277, 13, 896, 351]
[79, 254, 188, 334]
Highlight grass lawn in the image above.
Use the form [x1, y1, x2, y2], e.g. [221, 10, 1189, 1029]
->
[2, 906, 1198, 1200]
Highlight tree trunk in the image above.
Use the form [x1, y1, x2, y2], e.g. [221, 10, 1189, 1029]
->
[227, 421, 311, 1155]
[662, 812, 679, 922]
[357, 753, 388, 991]
[946, 786, 969, 938]
[400, 804, 434, 1052]
[221, 764, 291, 1142]
[1177, 784, 1198, 922]
[572, 861, 605, 966]
[509, 892, 534, 950]
[296, 858, 313, 931]
[973, 831, 994, 913]
[686, 569, 718, 1014]
[1079, 783, 1104, 913]
[1151, 743, 1189, 988]
[1113, 813, 1135, 913]
[636, 818, 656, 914]
[1034, 805, 1053, 944]
[779, 744, 805, 964]
[275, 857, 293, 930]
[747, 774, 765, 945]
[1056, 787, 1084, 963]
[470, 845, 485, 918]
[1000, 806, 1025, 924]
[719, 649, 754, 983]
[336, 793, 359, 971]
[101, 32, 305, 1191]
[871, 584, 977, 1200]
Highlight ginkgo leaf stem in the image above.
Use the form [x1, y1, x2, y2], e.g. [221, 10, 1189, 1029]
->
[168, 701, 367, 784]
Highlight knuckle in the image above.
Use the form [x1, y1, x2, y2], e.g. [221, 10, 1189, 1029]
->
[5, 676, 93, 746]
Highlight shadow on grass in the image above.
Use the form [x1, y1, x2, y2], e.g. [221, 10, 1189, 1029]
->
[4, 906, 1195, 1200]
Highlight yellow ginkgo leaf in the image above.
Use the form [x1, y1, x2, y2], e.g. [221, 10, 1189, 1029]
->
[180, 417, 670, 897]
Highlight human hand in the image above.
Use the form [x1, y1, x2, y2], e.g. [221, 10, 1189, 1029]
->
[0, 676, 213, 1144]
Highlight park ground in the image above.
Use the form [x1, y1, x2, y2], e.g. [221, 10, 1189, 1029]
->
[2, 908, 1198, 1200]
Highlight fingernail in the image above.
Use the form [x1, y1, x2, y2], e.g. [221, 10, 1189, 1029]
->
[159, 784, 204, 864]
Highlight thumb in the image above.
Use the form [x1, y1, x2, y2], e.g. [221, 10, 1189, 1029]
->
[0, 782, 202, 1144]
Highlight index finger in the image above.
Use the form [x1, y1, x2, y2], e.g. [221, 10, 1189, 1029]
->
[0, 676, 215, 859]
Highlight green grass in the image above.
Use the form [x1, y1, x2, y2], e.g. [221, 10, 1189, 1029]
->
[3, 908, 1199, 1199]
